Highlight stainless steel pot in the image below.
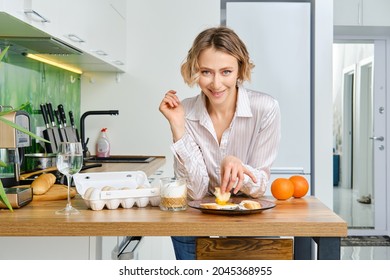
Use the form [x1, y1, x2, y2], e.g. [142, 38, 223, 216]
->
[25, 153, 57, 170]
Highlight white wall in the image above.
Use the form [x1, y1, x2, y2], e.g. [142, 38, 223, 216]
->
[81, 0, 220, 179]
[81, 0, 334, 208]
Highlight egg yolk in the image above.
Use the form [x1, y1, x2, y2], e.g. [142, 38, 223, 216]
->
[215, 198, 228, 205]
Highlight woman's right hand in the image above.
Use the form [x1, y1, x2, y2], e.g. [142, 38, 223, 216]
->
[159, 90, 185, 142]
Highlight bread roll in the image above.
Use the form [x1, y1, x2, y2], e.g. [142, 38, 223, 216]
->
[213, 187, 231, 205]
[31, 173, 56, 195]
[240, 200, 261, 210]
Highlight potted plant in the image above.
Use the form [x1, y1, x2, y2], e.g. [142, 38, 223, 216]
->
[0, 46, 49, 211]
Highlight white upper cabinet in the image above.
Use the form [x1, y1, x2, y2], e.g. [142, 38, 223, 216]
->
[23, 0, 61, 35]
[1, 0, 62, 36]
[334, 0, 361, 26]
[54, 0, 126, 69]
[362, 0, 390, 26]
[0, 0, 126, 72]
[334, 0, 390, 26]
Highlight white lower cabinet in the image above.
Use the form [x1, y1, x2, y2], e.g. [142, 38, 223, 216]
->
[0, 236, 175, 260]
[0, 237, 94, 260]
[136, 237, 176, 260]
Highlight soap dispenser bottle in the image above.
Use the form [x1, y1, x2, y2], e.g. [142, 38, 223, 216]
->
[96, 128, 110, 158]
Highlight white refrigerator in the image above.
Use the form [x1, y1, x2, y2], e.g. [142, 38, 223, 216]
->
[225, 1, 312, 195]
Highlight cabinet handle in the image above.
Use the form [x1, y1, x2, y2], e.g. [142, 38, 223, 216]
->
[94, 50, 108, 56]
[24, 9, 50, 23]
[112, 60, 124, 65]
[65, 34, 85, 43]
[357, 1, 361, 25]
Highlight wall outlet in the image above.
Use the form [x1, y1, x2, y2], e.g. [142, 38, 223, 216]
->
[35, 126, 45, 143]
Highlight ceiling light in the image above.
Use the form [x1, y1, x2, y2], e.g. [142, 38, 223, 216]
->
[23, 53, 83, 74]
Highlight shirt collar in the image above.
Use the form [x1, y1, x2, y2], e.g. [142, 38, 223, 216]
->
[186, 85, 253, 121]
[235, 85, 253, 117]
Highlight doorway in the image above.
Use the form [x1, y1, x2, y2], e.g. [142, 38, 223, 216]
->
[333, 41, 387, 235]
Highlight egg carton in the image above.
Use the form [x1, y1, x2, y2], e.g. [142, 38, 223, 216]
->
[73, 171, 160, 211]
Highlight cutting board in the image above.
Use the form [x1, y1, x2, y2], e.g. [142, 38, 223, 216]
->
[34, 184, 77, 201]
[16, 184, 77, 201]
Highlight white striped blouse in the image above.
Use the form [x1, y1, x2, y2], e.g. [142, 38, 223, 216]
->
[170, 86, 281, 201]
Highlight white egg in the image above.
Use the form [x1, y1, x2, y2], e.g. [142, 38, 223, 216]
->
[89, 188, 102, 200]
[102, 186, 114, 191]
[83, 187, 95, 200]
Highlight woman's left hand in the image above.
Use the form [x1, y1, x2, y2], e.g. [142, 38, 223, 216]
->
[220, 155, 257, 194]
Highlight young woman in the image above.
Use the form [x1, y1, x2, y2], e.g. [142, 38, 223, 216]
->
[159, 26, 281, 260]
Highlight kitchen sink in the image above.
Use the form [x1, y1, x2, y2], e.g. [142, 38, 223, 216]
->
[84, 156, 156, 163]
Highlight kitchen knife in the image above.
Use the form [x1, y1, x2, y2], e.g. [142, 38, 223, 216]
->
[58, 104, 78, 142]
[40, 103, 57, 153]
[45, 103, 62, 149]
[54, 109, 68, 142]
[68, 111, 80, 142]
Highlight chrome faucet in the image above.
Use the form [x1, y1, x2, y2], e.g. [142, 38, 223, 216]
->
[80, 110, 119, 158]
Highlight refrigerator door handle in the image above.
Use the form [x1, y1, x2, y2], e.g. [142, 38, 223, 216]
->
[271, 167, 305, 174]
[112, 236, 142, 260]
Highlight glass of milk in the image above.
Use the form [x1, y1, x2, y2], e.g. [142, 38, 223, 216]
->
[159, 177, 188, 211]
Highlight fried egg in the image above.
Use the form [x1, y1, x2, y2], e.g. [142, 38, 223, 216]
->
[213, 187, 231, 205]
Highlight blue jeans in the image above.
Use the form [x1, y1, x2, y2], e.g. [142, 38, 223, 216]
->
[171, 236, 196, 260]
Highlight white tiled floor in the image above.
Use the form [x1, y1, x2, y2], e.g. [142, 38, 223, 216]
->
[333, 186, 390, 260]
[333, 186, 374, 228]
[341, 246, 390, 260]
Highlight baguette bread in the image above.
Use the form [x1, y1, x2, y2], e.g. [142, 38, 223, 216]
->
[31, 173, 56, 195]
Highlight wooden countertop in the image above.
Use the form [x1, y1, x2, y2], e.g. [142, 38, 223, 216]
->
[1, 156, 347, 239]
[0, 194, 347, 238]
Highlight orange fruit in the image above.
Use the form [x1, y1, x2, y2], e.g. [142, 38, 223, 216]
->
[289, 175, 309, 198]
[271, 178, 294, 200]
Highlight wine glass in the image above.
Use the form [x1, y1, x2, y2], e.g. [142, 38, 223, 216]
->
[55, 142, 83, 215]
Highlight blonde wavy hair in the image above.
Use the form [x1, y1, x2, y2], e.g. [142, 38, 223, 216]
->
[181, 26, 255, 87]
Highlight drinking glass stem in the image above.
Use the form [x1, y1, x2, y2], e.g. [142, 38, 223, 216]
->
[67, 175, 72, 208]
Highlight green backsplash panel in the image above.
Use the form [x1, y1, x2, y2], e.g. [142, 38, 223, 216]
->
[0, 52, 81, 176]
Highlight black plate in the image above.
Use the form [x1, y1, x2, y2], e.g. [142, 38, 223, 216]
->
[188, 197, 276, 215]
